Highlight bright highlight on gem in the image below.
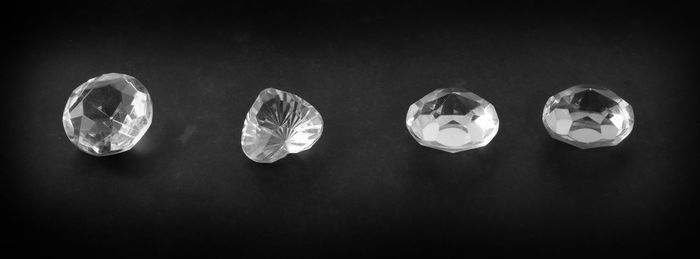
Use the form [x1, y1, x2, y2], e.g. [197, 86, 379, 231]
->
[406, 88, 499, 153]
[62, 73, 153, 156]
[542, 85, 634, 149]
[241, 88, 323, 163]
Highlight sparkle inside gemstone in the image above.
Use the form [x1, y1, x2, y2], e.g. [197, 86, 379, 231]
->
[62, 73, 153, 156]
[542, 85, 634, 149]
[406, 88, 499, 153]
[241, 88, 323, 163]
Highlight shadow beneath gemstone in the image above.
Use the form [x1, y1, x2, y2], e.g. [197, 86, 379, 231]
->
[70, 149, 153, 178]
[65, 119, 178, 178]
[83, 117, 182, 178]
[540, 140, 633, 178]
[399, 142, 504, 193]
[531, 139, 641, 213]
[245, 153, 327, 192]
[537, 139, 636, 198]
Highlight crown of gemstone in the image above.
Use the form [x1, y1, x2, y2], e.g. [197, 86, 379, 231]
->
[542, 85, 634, 149]
[241, 88, 323, 163]
[62, 73, 153, 156]
[406, 88, 499, 153]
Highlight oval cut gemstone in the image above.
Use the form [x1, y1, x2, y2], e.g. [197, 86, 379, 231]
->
[62, 73, 153, 156]
[406, 88, 499, 153]
[542, 85, 634, 149]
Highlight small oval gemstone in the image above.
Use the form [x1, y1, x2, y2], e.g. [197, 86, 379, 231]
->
[241, 88, 323, 163]
[62, 73, 153, 156]
[406, 88, 499, 153]
[542, 85, 634, 149]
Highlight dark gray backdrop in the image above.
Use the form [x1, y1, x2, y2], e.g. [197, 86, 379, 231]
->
[4, 1, 698, 257]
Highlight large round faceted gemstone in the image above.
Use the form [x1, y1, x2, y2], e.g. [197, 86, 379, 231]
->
[406, 88, 499, 153]
[241, 88, 323, 163]
[62, 73, 153, 156]
[542, 85, 634, 149]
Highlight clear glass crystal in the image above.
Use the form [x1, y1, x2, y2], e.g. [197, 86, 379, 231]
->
[241, 88, 323, 163]
[62, 73, 153, 156]
[406, 88, 499, 153]
[542, 85, 634, 149]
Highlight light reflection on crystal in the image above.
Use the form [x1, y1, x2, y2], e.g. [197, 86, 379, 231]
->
[62, 73, 153, 156]
[542, 85, 634, 149]
[406, 88, 499, 153]
[241, 88, 323, 163]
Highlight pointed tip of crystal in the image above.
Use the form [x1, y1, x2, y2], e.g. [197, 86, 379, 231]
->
[241, 88, 323, 163]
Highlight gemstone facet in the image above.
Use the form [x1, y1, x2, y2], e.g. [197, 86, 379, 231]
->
[542, 85, 634, 149]
[241, 88, 323, 163]
[62, 73, 153, 156]
[406, 88, 499, 153]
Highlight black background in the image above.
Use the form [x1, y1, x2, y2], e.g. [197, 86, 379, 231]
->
[3, 0, 699, 257]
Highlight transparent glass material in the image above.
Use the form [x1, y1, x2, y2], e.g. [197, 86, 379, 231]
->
[62, 73, 153, 156]
[406, 88, 499, 153]
[241, 88, 323, 163]
[542, 85, 634, 149]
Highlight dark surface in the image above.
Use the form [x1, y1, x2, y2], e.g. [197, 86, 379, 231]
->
[4, 1, 699, 257]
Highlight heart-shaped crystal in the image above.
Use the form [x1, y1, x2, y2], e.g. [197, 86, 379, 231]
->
[241, 88, 323, 163]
